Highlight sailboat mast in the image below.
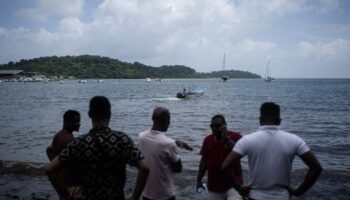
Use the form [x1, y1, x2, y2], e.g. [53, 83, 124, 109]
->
[223, 53, 226, 71]
[265, 59, 270, 78]
[221, 53, 228, 81]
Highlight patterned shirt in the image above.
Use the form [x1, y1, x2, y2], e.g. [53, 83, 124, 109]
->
[59, 127, 143, 200]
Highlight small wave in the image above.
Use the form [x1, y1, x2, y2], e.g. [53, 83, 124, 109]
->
[0, 160, 48, 176]
[150, 97, 180, 101]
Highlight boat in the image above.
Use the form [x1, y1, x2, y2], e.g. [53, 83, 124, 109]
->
[145, 78, 151, 83]
[221, 54, 228, 81]
[176, 87, 206, 99]
[221, 76, 228, 81]
[78, 80, 87, 83]
[264, 60, 274, 82]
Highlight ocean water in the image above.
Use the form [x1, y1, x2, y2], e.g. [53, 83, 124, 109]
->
[0, 78, 349, 199]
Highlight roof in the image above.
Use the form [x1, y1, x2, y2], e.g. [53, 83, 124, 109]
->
[0, 70, 24, 75]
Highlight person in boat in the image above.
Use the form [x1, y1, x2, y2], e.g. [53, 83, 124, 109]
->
[196, 115, 243, 200]
[138, 107, 193, 200]
[182, 88, 187, 97]
[221, 102, 322, 200]
[46, 110, 83, 199]
[47, 96, 149, 200]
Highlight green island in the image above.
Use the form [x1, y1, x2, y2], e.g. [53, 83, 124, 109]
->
[0, 55, 261, 79]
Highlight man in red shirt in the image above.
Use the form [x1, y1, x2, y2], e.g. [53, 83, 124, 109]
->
[197, 115, 243, 200]
[46, 110, 80, 161]
[46, 110, 82, 199]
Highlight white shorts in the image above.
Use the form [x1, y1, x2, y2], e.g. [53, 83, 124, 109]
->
[208, 188, 242, 200]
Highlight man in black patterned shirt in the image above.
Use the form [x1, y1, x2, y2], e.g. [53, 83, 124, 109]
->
[47, 96, 149, 200]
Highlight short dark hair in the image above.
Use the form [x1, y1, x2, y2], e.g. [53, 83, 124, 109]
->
[260, 102, 280, 120]
[63, 110, 80, 123]
[89, 96, 111, 120]
[152, 107, 170, 124]
[211, 114, 226, 124]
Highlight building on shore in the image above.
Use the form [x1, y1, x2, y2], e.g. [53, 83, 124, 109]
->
[0, 70, 24, 81]
[0, 70, 50, 82]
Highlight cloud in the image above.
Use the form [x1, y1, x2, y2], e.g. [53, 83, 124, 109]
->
[314, 0, 339, 14]
[58, 17, 84, 37]
[0, 0, 349, 78]
[16, 0, 84, 22]
[235, 0, 306, 18]
[297, 39, 350, 60]
[235, 39, 277, 53]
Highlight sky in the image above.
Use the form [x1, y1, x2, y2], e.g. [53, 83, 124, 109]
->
[0, 0, 349, 78]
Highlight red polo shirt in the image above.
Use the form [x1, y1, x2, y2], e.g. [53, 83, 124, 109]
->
[200, 131, 243, 192]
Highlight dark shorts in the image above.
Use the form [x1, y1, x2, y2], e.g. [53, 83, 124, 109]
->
[143, 196, 175, 200]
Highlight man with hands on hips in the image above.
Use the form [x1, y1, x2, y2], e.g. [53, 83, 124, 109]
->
[221, 102, 322, 200]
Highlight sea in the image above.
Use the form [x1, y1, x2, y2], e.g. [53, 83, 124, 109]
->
[0, 78, 349, 199]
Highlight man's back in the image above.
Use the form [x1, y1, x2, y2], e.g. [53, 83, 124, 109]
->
[138, 129, 179, 199]
[222, 102, 322, 200]
[234, 125, 310, 199]
[59, 127, 143, 200]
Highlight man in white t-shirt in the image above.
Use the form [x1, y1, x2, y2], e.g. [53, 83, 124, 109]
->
[221, 102, 322, 200]
[138, 107, 193, 200]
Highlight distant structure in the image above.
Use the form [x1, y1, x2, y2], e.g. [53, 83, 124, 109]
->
[0, 70, 50, 82]
[0, 70, 24, 80]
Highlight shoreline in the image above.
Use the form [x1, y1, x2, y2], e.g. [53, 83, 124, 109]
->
[1, 160, 349, 200]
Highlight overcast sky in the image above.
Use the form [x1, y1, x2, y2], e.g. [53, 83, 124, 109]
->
[0, 0, 349, 78]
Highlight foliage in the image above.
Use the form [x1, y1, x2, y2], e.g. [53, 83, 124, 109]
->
[0, 55, 261, 79]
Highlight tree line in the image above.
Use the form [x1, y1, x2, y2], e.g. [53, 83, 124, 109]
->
[0, 55, 261, 79]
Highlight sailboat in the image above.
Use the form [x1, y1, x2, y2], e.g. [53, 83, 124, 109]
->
[221, 54, 228, 81]
[264, 60, 274, 82]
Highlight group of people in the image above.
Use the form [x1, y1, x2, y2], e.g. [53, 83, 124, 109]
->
[46, 96, 322, 200]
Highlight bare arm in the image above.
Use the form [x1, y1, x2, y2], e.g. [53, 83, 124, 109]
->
[46, 145, 55, 161]
[289, 151, 323, 196]
[221, 151, 250, 199]
[128, 159, 149, 200]
[196, 155, 207, 190]
[221, 151, 243, 191]
[46, 157, 69, 199]
[175, 140, 193, 151]
[222, 133, 234, 150]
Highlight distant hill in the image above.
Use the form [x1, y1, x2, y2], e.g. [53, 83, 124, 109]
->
[0, 55, 261, 79]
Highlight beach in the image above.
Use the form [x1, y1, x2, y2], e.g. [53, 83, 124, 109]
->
[1, 160, 349, 199]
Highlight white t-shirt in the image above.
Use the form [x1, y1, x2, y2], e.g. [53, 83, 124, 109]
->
[138, 129, 180, 199]
[233, 125, 310, 200]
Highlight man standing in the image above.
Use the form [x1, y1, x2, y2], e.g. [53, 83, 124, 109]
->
[197, 114, 243, 200]
[46, 110, 80, 161]
[47, 96, 149, 200]
[138, 107, 192, 200]
[46, 110, 82, 198]
[222, 102, 322, 200]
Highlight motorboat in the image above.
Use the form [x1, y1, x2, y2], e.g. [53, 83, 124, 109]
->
[176, 87, 206, 99]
